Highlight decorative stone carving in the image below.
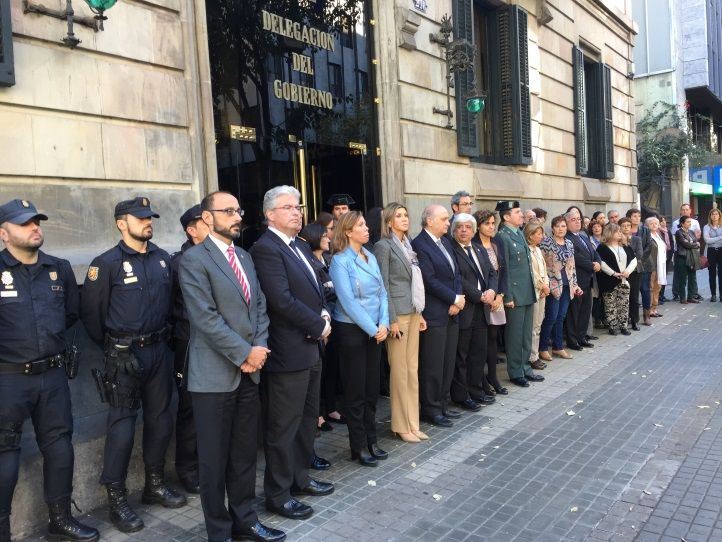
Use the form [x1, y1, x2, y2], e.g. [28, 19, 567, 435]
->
[538, 0, 553, 26]
[397, 7, 421, 51]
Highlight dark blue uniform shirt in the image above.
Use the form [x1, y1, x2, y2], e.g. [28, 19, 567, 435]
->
[0, 249, 79, 363]
[170, 240, 193, 342]
[80, 240, 172, 343]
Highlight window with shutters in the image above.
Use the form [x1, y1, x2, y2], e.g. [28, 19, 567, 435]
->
[0, 0, 15, 87]
[573, 45, 614, 179]
[454, 0, 532, 165]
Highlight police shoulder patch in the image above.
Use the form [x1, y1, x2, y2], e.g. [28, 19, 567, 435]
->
[87, 266, 99, 281]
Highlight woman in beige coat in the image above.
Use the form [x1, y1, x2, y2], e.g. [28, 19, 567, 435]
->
[525, 220, 550, 369]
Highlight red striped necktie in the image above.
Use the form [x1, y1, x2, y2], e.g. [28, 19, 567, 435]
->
[226, 245, 250, 305]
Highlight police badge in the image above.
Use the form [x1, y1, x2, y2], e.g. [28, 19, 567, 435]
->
[123, 261, 133, 275]
[49, 271, 58, 281]
[1, 271, 13, 288]
[87, 266, 99, 281]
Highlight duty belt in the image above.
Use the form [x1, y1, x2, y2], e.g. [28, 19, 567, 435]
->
[106, 326, 171, 348]
[0, 353, 65, 375]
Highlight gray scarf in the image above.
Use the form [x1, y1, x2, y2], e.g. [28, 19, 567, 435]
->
[392, 235, 425, 313]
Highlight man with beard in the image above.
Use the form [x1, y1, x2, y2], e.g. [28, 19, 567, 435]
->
[179, 192, 285, 542]
[250, 186, 334, 521]
[81, 197, 186, 534]
[0, 199, 99, 542]
[169, 204, 209, 494]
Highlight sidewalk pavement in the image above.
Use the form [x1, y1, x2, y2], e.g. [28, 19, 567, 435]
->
[20, 274, 722, 542]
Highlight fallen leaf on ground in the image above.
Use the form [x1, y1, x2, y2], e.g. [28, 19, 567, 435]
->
[493, 446, 499, 449]
[641, 375, 647, 378]
[367, 480, 376, 486]
[704, 427, 711, 431]
[411, 462, 416, 468]
[698, 405, 710, 409]
[710, 314, 718, 317]
[631, 372, 637, 375]
[576, 400, 584, 404]
[566, 410, 576, 416]
[654, 423, 664, 427]
[570, 506, 578, 512]
[642, 490, 651, 495]
[432, 494, 442, 501]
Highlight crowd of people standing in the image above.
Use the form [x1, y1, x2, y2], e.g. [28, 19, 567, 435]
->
[0, 189, 716, 542]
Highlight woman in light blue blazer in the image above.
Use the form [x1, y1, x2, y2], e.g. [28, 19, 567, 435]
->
[329, 211, 390, 467]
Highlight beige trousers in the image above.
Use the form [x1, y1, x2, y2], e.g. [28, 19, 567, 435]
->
[651, 271, 661, 312]
[529, 296, 546, 361]
[387, 312, 421, 434]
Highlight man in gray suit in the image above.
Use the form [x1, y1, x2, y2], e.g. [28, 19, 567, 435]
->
[179, 191, 285, 542]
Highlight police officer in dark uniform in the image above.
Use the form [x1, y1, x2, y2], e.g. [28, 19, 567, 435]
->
[169, 204, 209, 494]
[80, 197, 186, 534]
[0, 199, 99, 542]
[327, 194, 356, 220]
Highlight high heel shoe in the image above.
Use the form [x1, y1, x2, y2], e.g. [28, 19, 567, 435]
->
[351, 449, 377, 467]
[412, 430, 429, 440]
[396, 432, 421, 443]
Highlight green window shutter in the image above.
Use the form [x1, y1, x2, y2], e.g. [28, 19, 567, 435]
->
[599, 63, 615, 179]
[573, 46, 588, 176]
[0, 0, 15, 87]
[497, 5, 531, 165]
[453, 0, 480, 158]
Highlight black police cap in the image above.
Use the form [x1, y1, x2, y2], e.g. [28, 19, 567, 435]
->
[495, 200, 520, 213]
[0, 199, 48, 225]
[179, 204, 202, 230]
[326, 194, 356, 207]
[114, 197, 160, 219]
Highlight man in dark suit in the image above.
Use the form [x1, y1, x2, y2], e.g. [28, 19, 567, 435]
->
[179, 191, 285, 542]
[564, 206, 601, 350]
[450, 214, 497, 408]
[250, 186, 334, 521]
[412, 204, 465, 428]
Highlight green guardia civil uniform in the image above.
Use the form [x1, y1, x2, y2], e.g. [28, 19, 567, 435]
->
[496, 223, 537, 380]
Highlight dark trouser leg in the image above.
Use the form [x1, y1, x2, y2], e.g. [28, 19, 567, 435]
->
[539, 294, 559, 352]
[672, 257, 680, 297]
[32, 368, 74, 504]
[192, 377, 259, 542]
[505, 306, 533, 380]
[450, 326, 473, 404]
[688, 266, 699, 298]
[100, 375, 140, 485]
[363, 341, 381, 446]
[292, 358, 320, 489]
[553, 287, 571, 349]
[141, 345, 174, 470]
[674, 256, 688, 301]
[173, 338, 197, 479]
[640, 272, 652, 310]
[322, 336, 339, 415]
[628, 272, 641, 326]
[485, 325, 501, 388]
[336, 322, 371, 452]
[440, 319, 459, 413]
[418, 325, 446, 419]
[261, 366, 313, 507]
[466, 314, 488, 399]
[565, 285, 592, 346]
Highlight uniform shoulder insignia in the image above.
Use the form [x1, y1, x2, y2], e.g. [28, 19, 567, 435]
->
[87, 266, 99, 281]
[160, 260, 167, 268]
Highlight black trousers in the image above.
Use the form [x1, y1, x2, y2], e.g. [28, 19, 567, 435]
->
[451, 307, 487, 403]
[418, 319, 459, 419]
[0, 366, 73, 521]
[320, 335, 340, 416]
[485, 325, 502, 389]
[192, 376, 259, 542]
[261, 358, 320, 508]
[708, 247, 722, 296]
[100, 342, 174, 485]
[565, 282, 592, 347]
[628, 272, 641, 325]
[334, 322, 381, 451]
[173, 337, 197, 479]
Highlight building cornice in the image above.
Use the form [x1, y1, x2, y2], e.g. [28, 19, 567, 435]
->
[589, 0, 638, 35]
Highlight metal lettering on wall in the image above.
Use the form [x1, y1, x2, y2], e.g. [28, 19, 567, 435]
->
[263, 9, 335, 110]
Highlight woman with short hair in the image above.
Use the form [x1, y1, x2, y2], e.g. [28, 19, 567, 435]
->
[524, 219, 550, 370]
[675, 216, 702, 304]
[642, 216, 666, 317]
[703, 207, 722, 301]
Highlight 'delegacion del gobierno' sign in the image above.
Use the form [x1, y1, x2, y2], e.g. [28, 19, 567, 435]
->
[262, 10, 337, 110]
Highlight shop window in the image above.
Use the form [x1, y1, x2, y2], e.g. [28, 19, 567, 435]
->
[0, 0, 15, 87]
[573, 46, 614, 179]
[454, 1, 531, 165]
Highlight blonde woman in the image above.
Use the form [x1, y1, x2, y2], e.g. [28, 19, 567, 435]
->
[596, 223, 637, 335]
[373, 203, 428, 443]
[524, 220, 550, 369]
[703, 208, 722, 301]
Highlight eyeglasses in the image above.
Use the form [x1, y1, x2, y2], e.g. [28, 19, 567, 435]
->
[568, 217, 581, 222]
[209, 208, 245, 217]
[273, 204, 305, 213]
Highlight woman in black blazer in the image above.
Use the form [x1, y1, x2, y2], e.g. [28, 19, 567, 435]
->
[472, 210, 508, 395]
[596, 223, 638, 336]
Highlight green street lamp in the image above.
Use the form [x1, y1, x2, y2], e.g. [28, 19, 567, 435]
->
[466, 95, 486, 115]
[84, 0, 117, 30]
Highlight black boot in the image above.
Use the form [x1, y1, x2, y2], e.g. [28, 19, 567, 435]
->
[106, 483, 144, 533]
[1, 514, 10, 542]
[47, 498, 99, 541]
[141, 466, 187, 508]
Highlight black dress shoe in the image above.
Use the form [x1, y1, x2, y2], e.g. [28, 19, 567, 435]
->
[579, 340, 594, 348]
[291, 479, 335, 497]
[317, 421, 333, 432]
[510, 378, 529, 387]
[368, 443, 388, 460]
[266, 498, 313, 520]
[630, 323, 640, 331]
[351, 449, 378, 466]
[233, 521, 287, 541]
[620, 328, 632, 336]
[566, 343, 583, 351]
[492, 385, 508, 395]
[471, 393, 496, 404]
[526, 373, 545, 382]
[586, 335, 599, 341]
[456, 399, 482, 411]
[443, 409, 461, 419]
[423, 414, 453, 427]
[179, 475, 200, 494]
[310, 455, 330, 471]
